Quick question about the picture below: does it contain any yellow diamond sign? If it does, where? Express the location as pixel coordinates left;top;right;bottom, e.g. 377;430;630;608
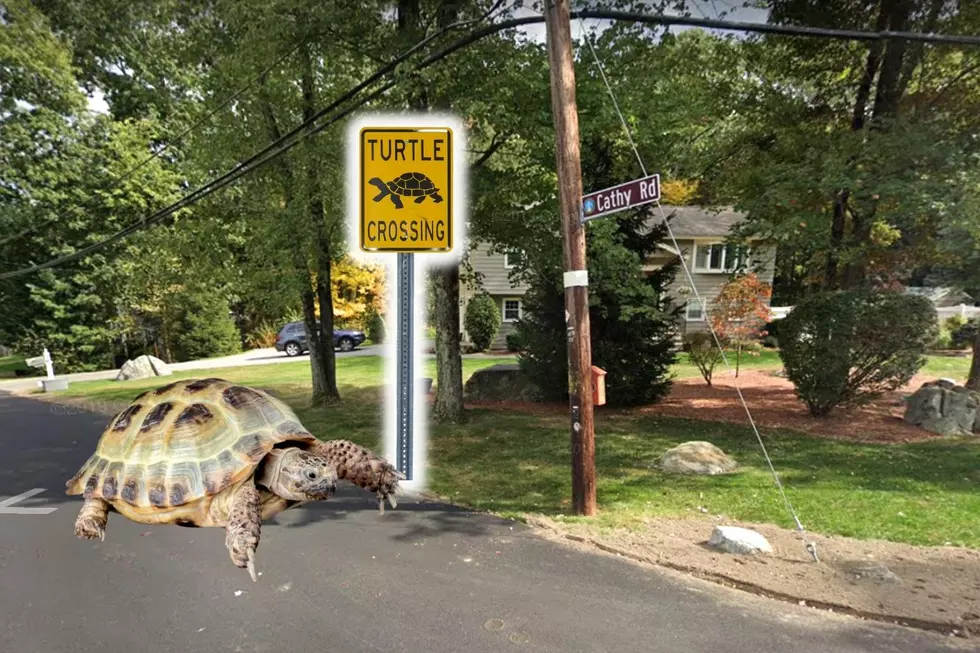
359;127;453;253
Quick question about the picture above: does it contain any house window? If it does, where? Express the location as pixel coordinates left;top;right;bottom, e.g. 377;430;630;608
693;243;750;273
503;298;522;322
503;249;523;269
686;299;706;321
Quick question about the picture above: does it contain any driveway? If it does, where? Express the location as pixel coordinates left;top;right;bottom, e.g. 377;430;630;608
0;393;968;653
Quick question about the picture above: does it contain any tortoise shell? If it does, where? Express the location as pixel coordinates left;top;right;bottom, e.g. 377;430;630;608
389;171;437;196
65;378;318;520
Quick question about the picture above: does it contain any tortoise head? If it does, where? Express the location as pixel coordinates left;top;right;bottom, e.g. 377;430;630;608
258;448;338;501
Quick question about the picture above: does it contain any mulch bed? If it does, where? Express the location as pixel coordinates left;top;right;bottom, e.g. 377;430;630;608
466;369;952;444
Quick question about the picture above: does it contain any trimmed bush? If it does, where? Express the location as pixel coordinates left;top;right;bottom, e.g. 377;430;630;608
464;293;501;352
685;331;724;386
506;332;523;353
778;290;937;416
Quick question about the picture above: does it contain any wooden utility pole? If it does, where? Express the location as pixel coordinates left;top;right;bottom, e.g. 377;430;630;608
544;0;596;517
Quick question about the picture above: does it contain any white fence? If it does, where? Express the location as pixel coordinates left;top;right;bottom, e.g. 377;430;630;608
770;303;980;321
936;304;980;321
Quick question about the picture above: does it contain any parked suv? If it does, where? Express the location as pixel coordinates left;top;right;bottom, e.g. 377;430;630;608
274;321;366;356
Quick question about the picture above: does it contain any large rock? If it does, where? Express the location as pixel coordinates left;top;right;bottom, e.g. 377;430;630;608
903;379;979;436
660;441;736;475
707;526;773;555
116;355;173;381
463;363;539;401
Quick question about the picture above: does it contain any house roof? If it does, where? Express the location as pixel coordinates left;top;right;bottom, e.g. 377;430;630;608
904;286;973;303
641;205;748;238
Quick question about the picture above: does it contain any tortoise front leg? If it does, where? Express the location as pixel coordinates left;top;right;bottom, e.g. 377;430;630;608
225;483;261;582
311;440;405;513
75;497;110;541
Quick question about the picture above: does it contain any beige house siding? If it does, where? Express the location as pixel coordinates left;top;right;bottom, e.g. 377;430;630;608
458;219;778;349
665;239;778;337
460;242;529;350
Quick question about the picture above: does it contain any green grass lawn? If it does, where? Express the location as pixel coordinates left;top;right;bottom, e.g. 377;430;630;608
671;348;784;379
672;348;974;383
0;354;31;379
44;352;980;548
922;353;975;380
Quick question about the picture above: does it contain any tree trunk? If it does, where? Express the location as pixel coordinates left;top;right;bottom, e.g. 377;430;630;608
851;2;890;132
825;191;848;290
432;265;465;422
312;255;341;404
870;0;912;128
301;289;332;404
895;0;944;101
967;326;980;391
300;41;340;405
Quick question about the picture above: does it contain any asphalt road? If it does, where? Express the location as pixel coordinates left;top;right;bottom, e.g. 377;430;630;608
0;394;970;653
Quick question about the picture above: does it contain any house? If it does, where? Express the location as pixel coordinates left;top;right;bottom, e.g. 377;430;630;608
459;243;531;350
904;286;974;308
458;205;777;349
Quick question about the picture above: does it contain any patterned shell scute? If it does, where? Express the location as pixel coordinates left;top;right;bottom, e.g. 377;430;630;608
66;378;317;511
392;171;436;194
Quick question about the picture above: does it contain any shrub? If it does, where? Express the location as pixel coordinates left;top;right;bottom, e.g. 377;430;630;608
171;289;242;361
952;318;978;350
506;332;523;353
685;331;724;386
778;290;937;417
245;320;280;349
515;211;680;408
367;310;387;343
464;293;501;352
933;325;954;350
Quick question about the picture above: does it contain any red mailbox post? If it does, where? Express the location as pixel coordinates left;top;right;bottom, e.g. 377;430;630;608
591;366;607;406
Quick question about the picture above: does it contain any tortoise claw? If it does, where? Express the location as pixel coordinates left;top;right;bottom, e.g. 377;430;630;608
246;548;257;583
377;492;397;513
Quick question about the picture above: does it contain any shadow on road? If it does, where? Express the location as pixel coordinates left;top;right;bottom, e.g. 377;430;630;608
271;490;505;542
0;392;499;545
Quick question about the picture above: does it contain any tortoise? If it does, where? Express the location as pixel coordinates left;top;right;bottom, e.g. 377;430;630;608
65;378;404;582
368;172;444;209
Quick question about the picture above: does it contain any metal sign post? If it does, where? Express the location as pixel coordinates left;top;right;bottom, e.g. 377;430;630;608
396;252;414;479
348;115;465;489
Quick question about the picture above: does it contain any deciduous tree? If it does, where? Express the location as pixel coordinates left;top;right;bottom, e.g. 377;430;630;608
708;273;773;377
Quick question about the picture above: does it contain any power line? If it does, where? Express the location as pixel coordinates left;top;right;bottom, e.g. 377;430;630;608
3;7;979;280
0;6;501;281
576;14;819;561
0;33;314;249
575;8;980;46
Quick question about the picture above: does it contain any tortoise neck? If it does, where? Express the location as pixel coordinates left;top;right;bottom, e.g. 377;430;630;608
256;448;291;494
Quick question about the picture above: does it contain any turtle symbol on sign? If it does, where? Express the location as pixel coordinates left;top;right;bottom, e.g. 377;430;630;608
368;172;444;210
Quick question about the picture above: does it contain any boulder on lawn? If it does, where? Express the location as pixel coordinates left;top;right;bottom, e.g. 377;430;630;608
660;441;736;475
463;363;539;402
116;355;173;381
903;380;979;436
707;526;773;555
